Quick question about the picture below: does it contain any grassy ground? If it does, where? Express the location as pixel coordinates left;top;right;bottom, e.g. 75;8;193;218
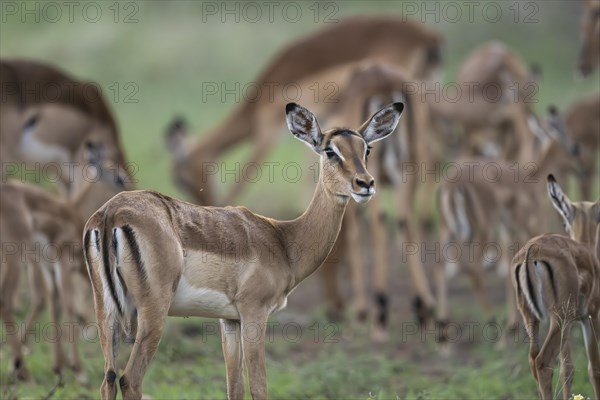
1;1;599;399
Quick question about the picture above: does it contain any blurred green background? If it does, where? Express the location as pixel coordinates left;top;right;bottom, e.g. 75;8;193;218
1;1;599;398
2;0;598;214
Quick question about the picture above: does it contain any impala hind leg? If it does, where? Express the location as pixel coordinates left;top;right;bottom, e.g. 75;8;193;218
535;320;564;400
558;336;574;400
119;306;169;400
581;314;600;398
98;315;120;400
220;319;245;400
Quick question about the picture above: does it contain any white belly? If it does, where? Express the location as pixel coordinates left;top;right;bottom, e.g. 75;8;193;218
168;276;239;319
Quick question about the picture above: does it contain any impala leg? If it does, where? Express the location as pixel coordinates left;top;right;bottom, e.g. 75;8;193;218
345;205;368;323
0;258;29;381
535;319;563;400
98;313;120;400
525;318;540;389
220;319;245;400
119;306;169;400
369;191;390;337
581;314;600;399
240;310;269;400
47;266;65;378
558;334;574;400
433;227;450;344
320;225;346;322
23;261;46;346
58;258;82;374
396;176;435;327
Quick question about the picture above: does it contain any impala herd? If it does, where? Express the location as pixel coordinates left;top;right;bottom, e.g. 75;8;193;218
1;3;599;400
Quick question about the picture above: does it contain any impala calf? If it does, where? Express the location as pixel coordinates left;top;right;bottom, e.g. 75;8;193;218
85;102;402;399
511;175;600;399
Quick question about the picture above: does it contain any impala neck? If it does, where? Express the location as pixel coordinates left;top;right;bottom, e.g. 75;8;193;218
280;175;349;286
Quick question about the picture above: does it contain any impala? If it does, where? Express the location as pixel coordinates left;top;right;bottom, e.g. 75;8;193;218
165;16;440;206
435;106;580;338
85;102;402;399
0;142;127;381
511;175;600;400
431;41;540;161
0;59;131;193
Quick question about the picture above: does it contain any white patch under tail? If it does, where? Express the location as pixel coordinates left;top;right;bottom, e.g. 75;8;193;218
20;121;70;164
112;227;137;341
518;262;544;321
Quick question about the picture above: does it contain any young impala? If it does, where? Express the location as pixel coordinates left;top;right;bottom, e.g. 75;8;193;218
84;102;402;399
511;175;600;400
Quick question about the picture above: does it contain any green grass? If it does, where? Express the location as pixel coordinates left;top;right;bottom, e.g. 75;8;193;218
1;303;597;399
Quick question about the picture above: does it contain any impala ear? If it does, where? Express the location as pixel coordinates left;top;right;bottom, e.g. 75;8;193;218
285;103;323;152
358;102;403;144
547;174;574;226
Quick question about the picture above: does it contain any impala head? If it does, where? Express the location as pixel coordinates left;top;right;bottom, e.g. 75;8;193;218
71;141;130;220
578;0;600;78
285;102;403;204
547;174;600;246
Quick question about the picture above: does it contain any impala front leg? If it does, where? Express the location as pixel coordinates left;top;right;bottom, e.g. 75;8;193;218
220;319;245;400
240;308;269;400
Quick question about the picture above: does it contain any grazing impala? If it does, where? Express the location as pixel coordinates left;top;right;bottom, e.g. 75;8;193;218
85;102;402;399
431;41;540;161
165;16;440;206
578;0;600;78
435;106;581;336
0;142;128;382
511;175;600;400
0;59;131;192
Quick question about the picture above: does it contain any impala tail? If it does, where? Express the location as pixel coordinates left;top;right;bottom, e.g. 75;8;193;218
514;244;558;321
83;212;142;344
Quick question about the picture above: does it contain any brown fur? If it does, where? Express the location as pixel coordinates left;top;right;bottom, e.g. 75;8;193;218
511;175;600;399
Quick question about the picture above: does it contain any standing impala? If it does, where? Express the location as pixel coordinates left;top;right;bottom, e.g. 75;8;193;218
511;175;600;400
84;102;402;399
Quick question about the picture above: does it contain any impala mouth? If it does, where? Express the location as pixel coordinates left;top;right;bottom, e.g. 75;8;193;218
351;191;374;204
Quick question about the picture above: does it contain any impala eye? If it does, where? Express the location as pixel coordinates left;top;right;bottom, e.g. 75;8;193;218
324;148;337;159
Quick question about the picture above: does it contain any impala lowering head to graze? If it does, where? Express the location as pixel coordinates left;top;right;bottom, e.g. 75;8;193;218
164;16;440;207
578;0;600;78
435;105;584;342
0;59;132;193
85;102;402;399
511;175;600;400
0;141;128;382
431;41;542;161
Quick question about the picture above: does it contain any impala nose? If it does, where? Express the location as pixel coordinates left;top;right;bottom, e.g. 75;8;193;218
355;177;374;191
